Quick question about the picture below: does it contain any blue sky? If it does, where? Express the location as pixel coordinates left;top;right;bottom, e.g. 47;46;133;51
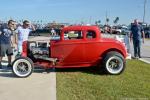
0;0;150;25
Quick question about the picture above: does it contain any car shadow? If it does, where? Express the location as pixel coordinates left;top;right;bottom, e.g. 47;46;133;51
0;73;16;78
0;69;16;78
0;66;106;78
26;66;106;75
55;66;106;75
0;67;51;78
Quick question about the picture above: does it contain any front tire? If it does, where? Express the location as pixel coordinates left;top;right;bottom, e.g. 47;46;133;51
103;51;126;75
12;57;34;78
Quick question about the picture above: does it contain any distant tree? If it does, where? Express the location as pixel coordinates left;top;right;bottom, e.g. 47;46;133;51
95;20;101;25
113;17;119;25
98;20;101;24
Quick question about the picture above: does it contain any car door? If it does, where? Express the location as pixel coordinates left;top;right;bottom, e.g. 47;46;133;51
51;30;86;66
84;30;101;64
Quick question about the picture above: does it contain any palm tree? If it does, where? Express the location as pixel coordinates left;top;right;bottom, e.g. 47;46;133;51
113;17;119;25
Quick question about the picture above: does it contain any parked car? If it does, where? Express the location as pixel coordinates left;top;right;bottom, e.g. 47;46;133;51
12;26;127;77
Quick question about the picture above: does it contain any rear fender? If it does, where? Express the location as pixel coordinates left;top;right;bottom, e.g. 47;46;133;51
101;48;126;59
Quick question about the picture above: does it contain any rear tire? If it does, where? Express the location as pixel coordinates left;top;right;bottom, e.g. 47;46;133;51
12;57;34;78
102;51;126;75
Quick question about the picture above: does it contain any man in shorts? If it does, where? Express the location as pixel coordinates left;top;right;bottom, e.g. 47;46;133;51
0;20;16;69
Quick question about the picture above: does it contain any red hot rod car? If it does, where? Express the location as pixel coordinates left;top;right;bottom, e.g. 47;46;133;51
12;26;127;77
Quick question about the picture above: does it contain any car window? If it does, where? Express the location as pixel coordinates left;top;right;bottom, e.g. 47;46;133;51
64;30;83;40
86;30;96;39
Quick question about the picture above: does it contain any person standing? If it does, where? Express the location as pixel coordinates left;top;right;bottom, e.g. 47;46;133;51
130;19;145;58
16;20;35;54
51;28;56;36
0;20;16;68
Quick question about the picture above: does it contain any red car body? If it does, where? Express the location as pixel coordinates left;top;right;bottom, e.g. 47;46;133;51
12;25;127;77
22;26;127;68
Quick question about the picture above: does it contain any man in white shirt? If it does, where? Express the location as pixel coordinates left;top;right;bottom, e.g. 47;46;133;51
16;20;35;54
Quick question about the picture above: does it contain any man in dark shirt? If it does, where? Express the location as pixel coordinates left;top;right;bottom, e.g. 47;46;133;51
130;19;145;58
0;20;16;69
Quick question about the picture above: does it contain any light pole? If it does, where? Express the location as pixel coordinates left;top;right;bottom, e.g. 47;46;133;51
143;0;147;23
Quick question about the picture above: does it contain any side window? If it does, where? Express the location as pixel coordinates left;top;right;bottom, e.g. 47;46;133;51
86;30;96;39
64;31;83;40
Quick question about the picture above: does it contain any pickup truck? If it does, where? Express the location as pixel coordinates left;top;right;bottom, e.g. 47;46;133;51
12;26;127;77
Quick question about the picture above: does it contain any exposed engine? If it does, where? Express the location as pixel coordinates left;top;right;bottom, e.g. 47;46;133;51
28;41;50;61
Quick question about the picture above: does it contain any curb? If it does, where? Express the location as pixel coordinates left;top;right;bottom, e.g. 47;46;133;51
131;56;150;64
139;58;150;64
